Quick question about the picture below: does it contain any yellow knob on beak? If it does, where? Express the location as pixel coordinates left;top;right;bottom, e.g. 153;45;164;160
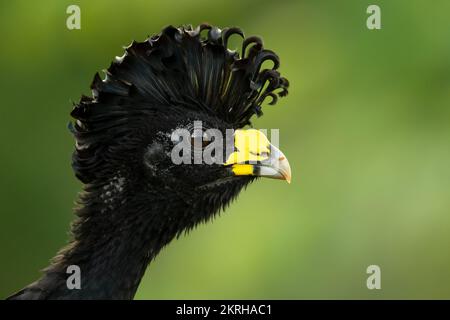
224;129;292;183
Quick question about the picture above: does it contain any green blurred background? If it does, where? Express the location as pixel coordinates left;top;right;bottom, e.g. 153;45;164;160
1;0;449;299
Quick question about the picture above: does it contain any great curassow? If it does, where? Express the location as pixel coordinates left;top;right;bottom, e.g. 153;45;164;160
7;24;291;300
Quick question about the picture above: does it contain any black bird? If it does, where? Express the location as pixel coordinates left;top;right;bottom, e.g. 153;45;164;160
7;24;291;300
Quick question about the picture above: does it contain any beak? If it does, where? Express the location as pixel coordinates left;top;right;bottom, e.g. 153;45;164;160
255;144;292;183
225;129;292;183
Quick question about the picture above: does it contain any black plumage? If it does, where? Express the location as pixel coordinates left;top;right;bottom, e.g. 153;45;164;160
7;24;289;300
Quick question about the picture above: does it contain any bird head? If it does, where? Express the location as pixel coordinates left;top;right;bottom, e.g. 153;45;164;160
70;24;290;226
6;24;292;301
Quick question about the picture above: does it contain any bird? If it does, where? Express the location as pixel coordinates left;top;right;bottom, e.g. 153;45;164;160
7;24;291;300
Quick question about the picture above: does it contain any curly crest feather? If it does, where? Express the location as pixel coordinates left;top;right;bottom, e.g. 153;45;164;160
70;24;289;183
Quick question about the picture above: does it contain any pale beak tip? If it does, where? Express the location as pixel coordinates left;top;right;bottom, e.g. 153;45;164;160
280;158;292;184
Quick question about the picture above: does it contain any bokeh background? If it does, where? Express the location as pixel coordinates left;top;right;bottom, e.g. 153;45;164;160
1;0;449;299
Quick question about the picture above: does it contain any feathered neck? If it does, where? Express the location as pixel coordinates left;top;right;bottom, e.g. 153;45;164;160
38;176;187;299
18;174;247;300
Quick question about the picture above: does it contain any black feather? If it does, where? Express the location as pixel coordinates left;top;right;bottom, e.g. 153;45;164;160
7;24;289;300
71;24;289;184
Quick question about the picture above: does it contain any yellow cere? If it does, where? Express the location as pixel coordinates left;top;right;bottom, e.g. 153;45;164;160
225;129;271;165
231;164;254;176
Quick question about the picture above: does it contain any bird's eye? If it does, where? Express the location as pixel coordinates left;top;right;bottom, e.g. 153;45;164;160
190;130;212;149
190;132;212;149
